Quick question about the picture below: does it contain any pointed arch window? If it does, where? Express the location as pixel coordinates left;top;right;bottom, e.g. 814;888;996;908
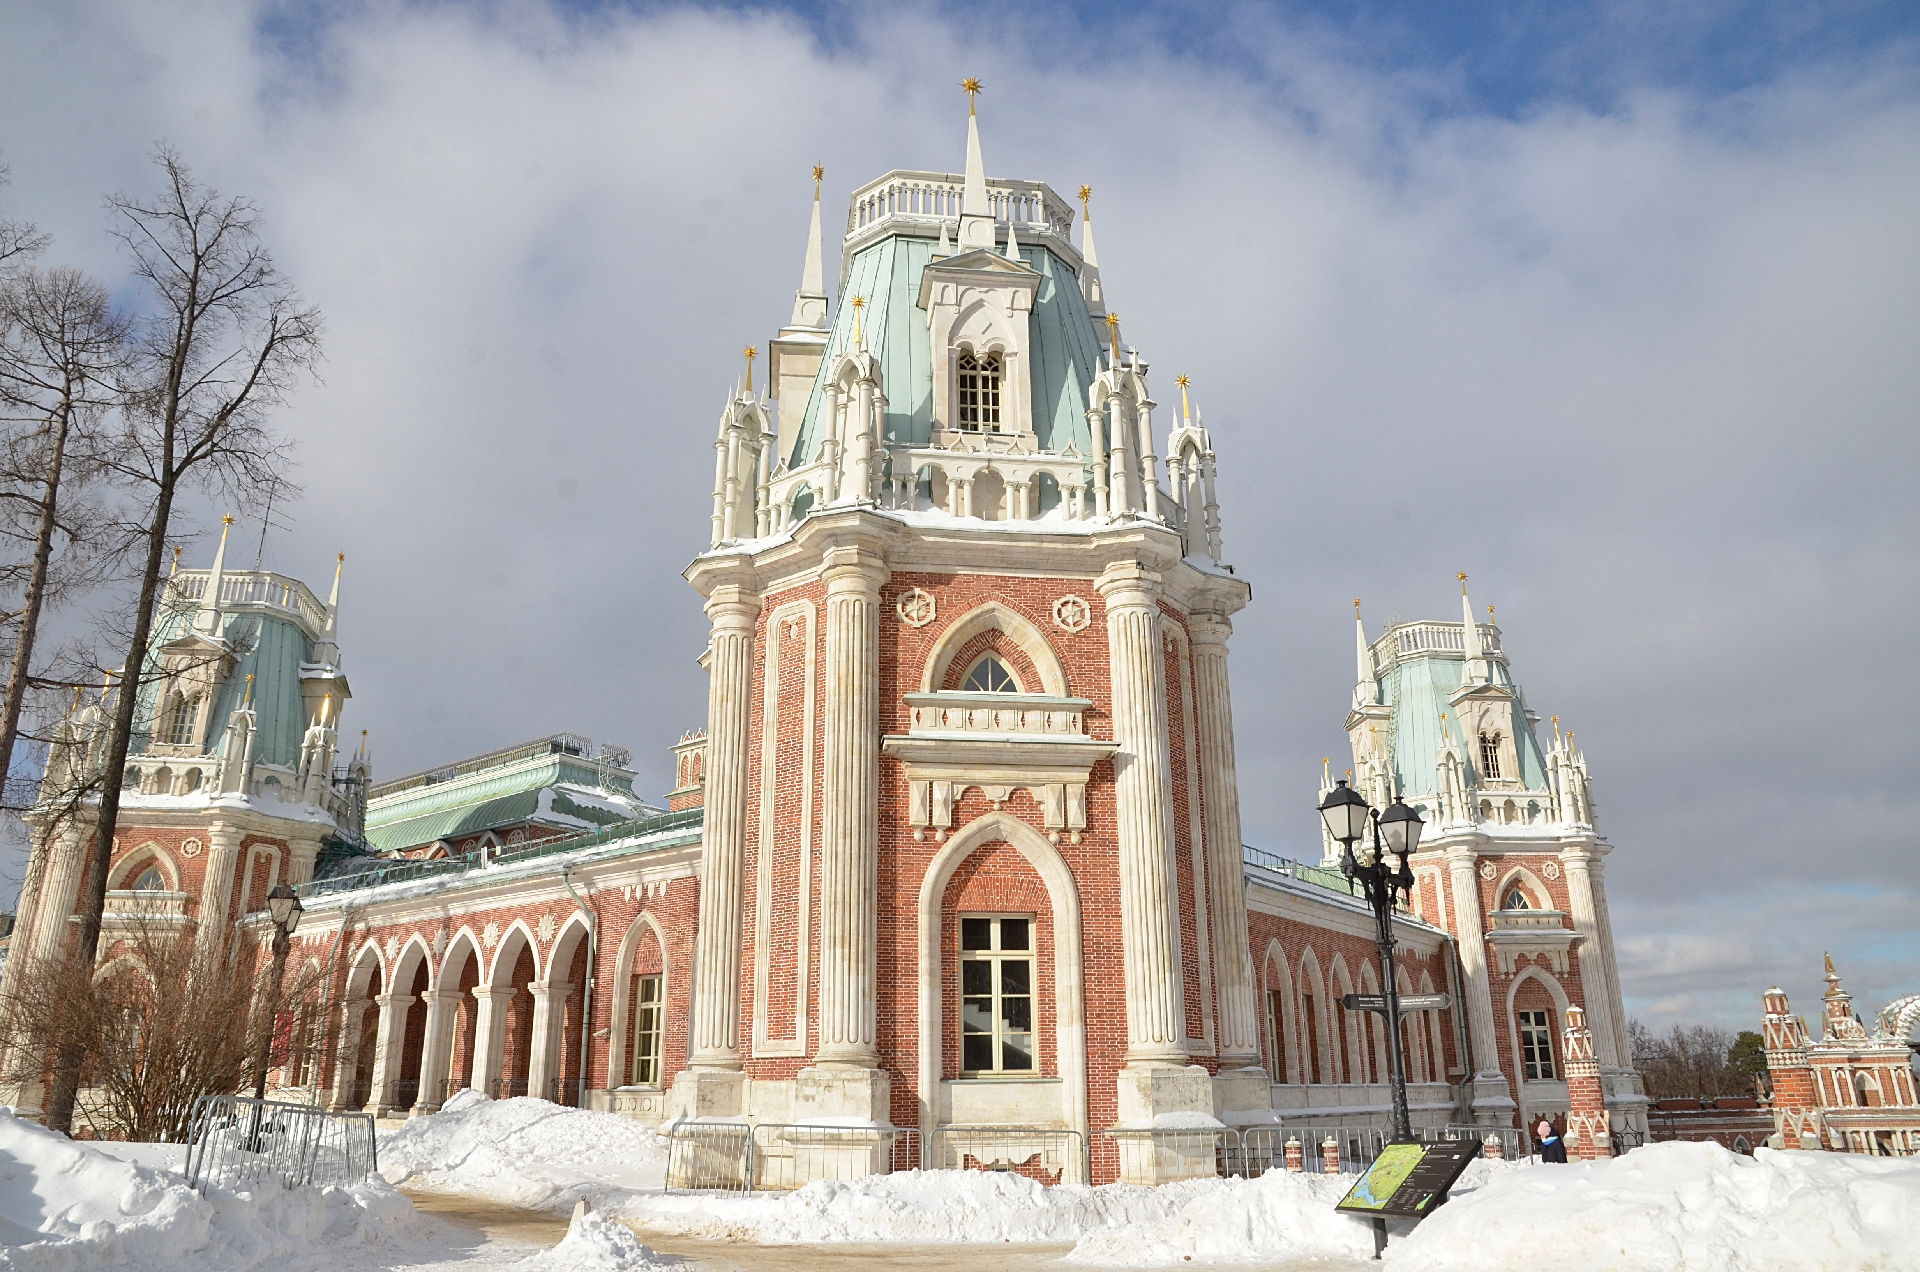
1478;731;1502;779
956;351;1002;432
961;654;1019;693
133;866;167;891
1503;887;1531;911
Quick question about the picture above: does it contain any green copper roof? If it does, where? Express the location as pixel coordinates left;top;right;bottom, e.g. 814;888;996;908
1380;655;1550;797
363;752;643;852
788;234;1103;468
133;601;316;770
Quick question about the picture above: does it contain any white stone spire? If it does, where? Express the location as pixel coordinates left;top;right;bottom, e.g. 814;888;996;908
790;166;828;329
1004;219;1020;261
193;515;234;637
957;79;996;252
1078;184;1105;316
1458;572;1484;686
312;552;344;666
1352;601;1378;711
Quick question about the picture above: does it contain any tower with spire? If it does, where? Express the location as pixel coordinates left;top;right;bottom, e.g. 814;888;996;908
0;532;369;1118
1759;960;1920;1154
676;83;1261;1179
1340;578;1647;1142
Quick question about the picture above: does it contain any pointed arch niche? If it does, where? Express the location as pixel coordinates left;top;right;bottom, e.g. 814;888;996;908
887;602;1113;845
915;811;1086;1179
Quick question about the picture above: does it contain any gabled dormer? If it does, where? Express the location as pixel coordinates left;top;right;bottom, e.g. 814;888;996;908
918;248;1039;441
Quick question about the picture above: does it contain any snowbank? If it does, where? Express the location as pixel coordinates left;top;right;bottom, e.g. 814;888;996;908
0;1110;433;1272
1388;1141;1920;1272
515;1207;671;1272
378;1092;668;1213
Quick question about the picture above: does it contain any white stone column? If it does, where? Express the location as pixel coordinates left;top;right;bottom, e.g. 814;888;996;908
471;986;516;1096
286;835;325;886
414;990;460;1113
1585;851;1634;1071
1559;844;1624;1071
194;822;245;961
685;585;761;1071
1097;562;1187;1066
0;827;84;1111
1190;610;1261;1072
527;983;566;1102
365;991;414;1113
1444;847;1511;1112
329;997;370;1110
815;544;886;1069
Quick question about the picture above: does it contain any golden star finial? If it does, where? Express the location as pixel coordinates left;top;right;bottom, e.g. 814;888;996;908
1105;311;1121;365
961;77;982;114
1175;374;1192;419
743;346;756;392
812;164;824;187
1078;184;1091;214
1354;597;1362;612
1488;604;1495;622
1457;571;1468;593
222;514;234;527
851;295;865;346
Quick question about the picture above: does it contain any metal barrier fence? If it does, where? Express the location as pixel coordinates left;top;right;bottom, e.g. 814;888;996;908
183;1095;378;1195
1421;1123;1526;1160
1100;1127;1238;1185
663;1122;919;1193
929;1125;1086;1184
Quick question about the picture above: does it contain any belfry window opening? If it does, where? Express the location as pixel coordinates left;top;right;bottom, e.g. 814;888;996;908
1479;730;1502;779
162;690;200;747
956;351;1002;432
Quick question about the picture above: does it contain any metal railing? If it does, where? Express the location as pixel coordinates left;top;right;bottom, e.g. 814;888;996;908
183;1095;377;1194
663;1123;920;1193
298;807;702;899
928;1126;1085;1184
1100;1127;1240;1185
1420;1123;1524;1160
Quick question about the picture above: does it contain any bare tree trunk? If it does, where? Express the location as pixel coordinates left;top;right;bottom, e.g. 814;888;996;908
42;148;318;1133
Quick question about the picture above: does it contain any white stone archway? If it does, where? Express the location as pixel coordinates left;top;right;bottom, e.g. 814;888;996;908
916;810;1086;1175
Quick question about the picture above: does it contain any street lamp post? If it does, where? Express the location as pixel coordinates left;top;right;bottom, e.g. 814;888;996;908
250;883;305;1105
1318;779;1424;1144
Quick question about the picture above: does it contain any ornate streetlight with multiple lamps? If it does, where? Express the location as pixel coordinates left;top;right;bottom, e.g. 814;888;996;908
1317;779;1424;1144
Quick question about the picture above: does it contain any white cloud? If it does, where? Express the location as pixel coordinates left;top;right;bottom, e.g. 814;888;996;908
2;0;1915;1028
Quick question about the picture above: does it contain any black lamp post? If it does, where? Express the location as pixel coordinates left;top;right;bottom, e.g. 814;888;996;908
1318;779;1424;1143
250;883;305;1104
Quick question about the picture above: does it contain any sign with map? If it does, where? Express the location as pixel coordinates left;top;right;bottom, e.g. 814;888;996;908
1334;1140;1480;1219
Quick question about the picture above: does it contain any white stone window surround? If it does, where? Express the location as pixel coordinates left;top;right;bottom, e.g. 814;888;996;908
960;652;1022;693
914;810;1087;1181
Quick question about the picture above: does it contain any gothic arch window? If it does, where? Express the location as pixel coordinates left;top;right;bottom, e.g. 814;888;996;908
961;654;1020;693
956;351;1002;432
1479;731;1502;779
133;867;167;891
1503;887;1531;911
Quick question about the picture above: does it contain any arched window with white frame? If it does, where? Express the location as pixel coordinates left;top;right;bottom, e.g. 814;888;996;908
956;351;1002;432
961;654;1020;693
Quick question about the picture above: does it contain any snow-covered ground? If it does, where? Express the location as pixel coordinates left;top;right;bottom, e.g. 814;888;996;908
9;1093;1919;1271
0;1106;664;1271
379;1095;1920;1269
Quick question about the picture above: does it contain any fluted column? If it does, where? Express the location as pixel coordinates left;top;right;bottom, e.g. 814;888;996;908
194;822;245;961
366;991;413;1112
1190;611;1261;1069
471;986;516;1092
286;835;325;886
815;545;886;1067
1559;845;1624;1071
687;585;761;1069
526;983;564;1100
20;827;85;977
414;989;460;1112
1585;851;1633;1070
1444;847;1503;1081
1097;562;1186;1066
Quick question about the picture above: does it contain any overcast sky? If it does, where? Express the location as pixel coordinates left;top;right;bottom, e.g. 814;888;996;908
2;0;1915;1034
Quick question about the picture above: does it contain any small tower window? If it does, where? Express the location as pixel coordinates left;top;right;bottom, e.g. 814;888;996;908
1479;731;1502;779
162;691;200;747
961;654;1019;693
133;866;167;891
956;351;1002;432
1504;887;1530;911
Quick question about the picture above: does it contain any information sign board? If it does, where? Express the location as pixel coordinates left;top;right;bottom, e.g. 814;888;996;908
1334;1139;1480;1219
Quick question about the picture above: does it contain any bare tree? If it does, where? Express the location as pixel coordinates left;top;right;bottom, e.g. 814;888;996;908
0;162;50;280
0;269;127;790
44;148;321;1134
1;916;297;1142
1629;1017;1743;1100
